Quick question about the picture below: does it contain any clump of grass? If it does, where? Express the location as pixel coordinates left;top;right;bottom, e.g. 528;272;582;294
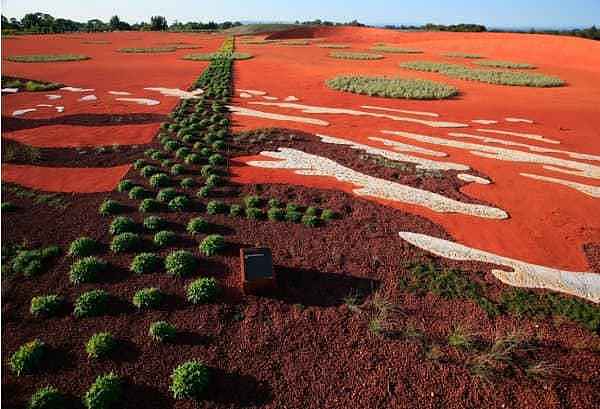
187;277;220;304
448;325;476;350
326;75;458;99
525;361;557;379
118;47;176;53
443;52;484;59
83;373;122;409
149;321;177;342
73;289;110;318
133;287;163;309
474;60;536;69
329;51;383;60
12;246;60;277
99;199;123;216
165;250;197;277
68;237;99;257
168;195;191;212
187;217;209;235
69;257;107;284
30;294;63;317
109;216;137;235
110;232;142;253
130;253;162;274
318;44;350;49
28;385;64;409
143;216;164;231
156;187;178;203
154;230;177;248
371;45;422;54
199;235;225;256
183;52;253;61
10;339;46;375
170;361;210;400
86;332;116;359
6;54;90;63
468;332;526;382
139;198;161;213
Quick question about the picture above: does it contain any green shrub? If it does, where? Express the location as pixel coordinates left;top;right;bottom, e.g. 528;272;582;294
154;230;177;248
187;217;209;235
321;209;338;221
68;237;99;257
302;215;320;227
143;216;164;231
28;385;64;409
140;165;160;178
149;173;171;188
99;199;123;216
305;206;318;216
171;164;185;176
206;200;226;214
69;257;107;284
170;360;210;400
128;186;149;200
199;235;225;256
109;216;137;235
2;201;18;212
161;159;175;169
180;178;195;188
149;321;176;342
371;45;422;54
245;207;263;220
132;287;163;309
144;148;159;158
187;277;220;304
86;332;116;359
326;75;458;99
165;250;197;277
6;54;90;63
175;147;191;159
116;179;135;193
208;153;225;166
229;204;242;216
12;246;60;277
267;198;282;208
169;196;191;212
150;150;167;160
286;203;299;212
130;253;162;274
200;147;212;157
197;186;211;198
110;233;142;253
139;198;161;213
83;373;122;409
133;159;147;170
163;140;180;152
74;290;110;318
286;210;303;223
30;294;63;317
244;195;261;208
156;187;178;203
212;140;225;150
329;51;384;60
185;153;202;165
10;339;46;375
267;207;285;221
205;174;221;188
474;60;536;69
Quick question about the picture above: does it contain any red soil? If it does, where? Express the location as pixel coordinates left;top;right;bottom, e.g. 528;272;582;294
232;26;600;271
1;163;131;193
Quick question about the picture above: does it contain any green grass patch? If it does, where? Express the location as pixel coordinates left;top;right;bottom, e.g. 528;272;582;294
443;52;484;59
28;385;65;409
326;75;458;99
149;321;177;342
170;360;210;400
183;52;253;61
371;45;423;54
5;54;90;63
10;339;46;375
318;44;350;49
2;76;63;91
118;47;176;53
329;51;384;60
84;373;122;409
474;60;536;69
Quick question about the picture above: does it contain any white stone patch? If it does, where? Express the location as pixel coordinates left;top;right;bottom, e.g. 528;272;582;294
36;104;53;108
284;96;299;102
2;88;19;93
46;94;62;100
457;173;491;184
248;102;468;128
382;130;600;180
240;92;253;98
79;95;98;102
228;105;330;126
144;87;203;99
506;117;534;124
477;128;560;145
12;108;36;116
116;97;160;106
318;134;469;171
61;86;94;92
472;119;498;125
262;96;279;100
449;132;600;162
398;231;600;303
238;89;267;96
56;106;64;113
108;91;132;96
520;173;600;198
247;148;507;219
361;105;440;118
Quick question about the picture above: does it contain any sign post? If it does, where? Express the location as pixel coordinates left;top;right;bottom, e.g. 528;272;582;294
240;247;276;294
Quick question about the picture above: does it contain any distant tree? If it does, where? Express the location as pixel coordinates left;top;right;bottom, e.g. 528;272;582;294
86;19;107;32
109;15;121;31
150;15;168;31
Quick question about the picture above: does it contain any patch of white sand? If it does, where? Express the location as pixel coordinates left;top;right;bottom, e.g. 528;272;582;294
61;86;94;92
398;231;600;303
247;148;507;219
36;104;53;108
361;105;439;118
46;94;62;100
78;95;98;102
506;117;534;124
12;108;36;116
228;105;330;126
457;173;491;184
472;119;498;125
476;128;560;144
116;97;160;106
248;102;468;128
2;88;19;93
284;96;299;102
238;89;267;96
520;173;600;198
108;91;132;96
144;87;203;99
240;93;253;98
382;130;600;180
56;106;64;113
262;96;279;100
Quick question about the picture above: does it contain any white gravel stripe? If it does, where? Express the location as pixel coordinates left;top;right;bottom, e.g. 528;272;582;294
12;108;36;116
228;105;330;126
238;89;267;96
457;173;491;184
506;117;534;123
61;86;94;92
108;91;132;95
144;87;203;99
78;95;97;101
361;105;440;118
472;119;498;125
116;97;160;106
476;128;560;144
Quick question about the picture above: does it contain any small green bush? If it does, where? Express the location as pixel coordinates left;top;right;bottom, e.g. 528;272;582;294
302;215;320;227
161;159;175;169
244;195;261;208
187;277;220;304
28;385;64;409
197;186;211;198
109;216;137;235
170;360;210;399
267;198;282;208
327;75;458;99
83;373;122;409
286;203;299;212
371;45;422;54
474;60;536;69
149;173;171;188
10;339;46;375
156;187;178;203
212;140;225;150
30;294;63;317
171;164;185;176
245;207;264;220
304;206;318;216
180;178;195;188
130;253;162;274
69;257;107;284
110;232;142;253
229;204;242;216
200;165;216;177
154;230;177;248
267;207;285;221
149;321;176;342
68;237;99;257
2;201;18;212
208;153;225;166
116;179;135;193
185;153;202;165
175;147;191;159
206;200;226;214
199;235;225;256
169;195;191;212
151;150;167;160
86;332;116;359
74;290;110;318
132;287;163;309
163;140;180;152
165;250;197;277
99;199;123;216
321;209;338;221
139;198;161;213
143;216;164;231
128;186;149;200
12;246;60;277
133;159;147;170
329;51;384;60
205;174;221;188
286;210;303;223
187;217;209;235
140;165;160;178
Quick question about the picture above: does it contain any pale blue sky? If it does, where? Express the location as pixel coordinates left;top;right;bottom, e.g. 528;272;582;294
2;0;599;29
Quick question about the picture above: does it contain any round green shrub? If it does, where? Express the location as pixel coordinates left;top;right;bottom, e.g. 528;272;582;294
302;215;320;227
149;173;171;188
175;147;191;159
193;141;204;151
130;253;162;274
267;208;285;221
305;206;318;216
187;217;209;235
133;159;147;170
139;198;161;213
99;199;123;216
28;385;64;409
30;294;63;317
229;204;242;216
245;207;263;220
144;148;158;158
140;165;160;178
132;287;163;309
244;195;261;208
161;159;175;169
109;216;137;235
151;150;167;161
116;179;135;193
154;230;177;248
69;257;107;284
12;248;58;277
86;332;116;359
83;373;122;409
197;186;211;198
74;289;109;318
212;140;225;150
2;201;17;212
10;339;46;376
268;198;282;208
165;250;197;277
321;209;338;221
206;200;226;215
163;140;180;152
286;210;303;223
68;237;99;257
199;234;225;256
200;147;212;157
143;216;164;231
208;153;225;166
180;177;195;189
110;232;142;253
326;75;458;99
156;187;178;203
286;203;299;212
187;277;220;304
205;174;221;188
149;321;176;342
185;153;202;165
171;164;185;176
169;195;191;212
170;360;210;400
128;186;149;200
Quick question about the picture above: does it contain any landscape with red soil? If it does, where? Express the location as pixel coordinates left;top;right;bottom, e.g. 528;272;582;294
2;23;600;409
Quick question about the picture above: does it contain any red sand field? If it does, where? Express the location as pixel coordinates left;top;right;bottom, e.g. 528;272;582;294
229;26;600;272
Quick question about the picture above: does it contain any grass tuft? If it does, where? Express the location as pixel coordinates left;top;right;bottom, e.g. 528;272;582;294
6;54;90;63
327;75;458;100
329;51;383;60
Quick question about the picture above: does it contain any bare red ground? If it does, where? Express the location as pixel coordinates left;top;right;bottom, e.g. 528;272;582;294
1;163;131;193
231;26;600;271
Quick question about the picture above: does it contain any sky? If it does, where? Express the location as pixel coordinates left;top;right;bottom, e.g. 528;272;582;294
2;0;599;29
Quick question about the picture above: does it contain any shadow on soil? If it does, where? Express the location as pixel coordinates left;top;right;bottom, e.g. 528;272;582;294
2;113;168;132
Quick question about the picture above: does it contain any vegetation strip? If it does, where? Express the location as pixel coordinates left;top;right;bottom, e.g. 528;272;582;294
5;54;90;62
326;75;458;99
